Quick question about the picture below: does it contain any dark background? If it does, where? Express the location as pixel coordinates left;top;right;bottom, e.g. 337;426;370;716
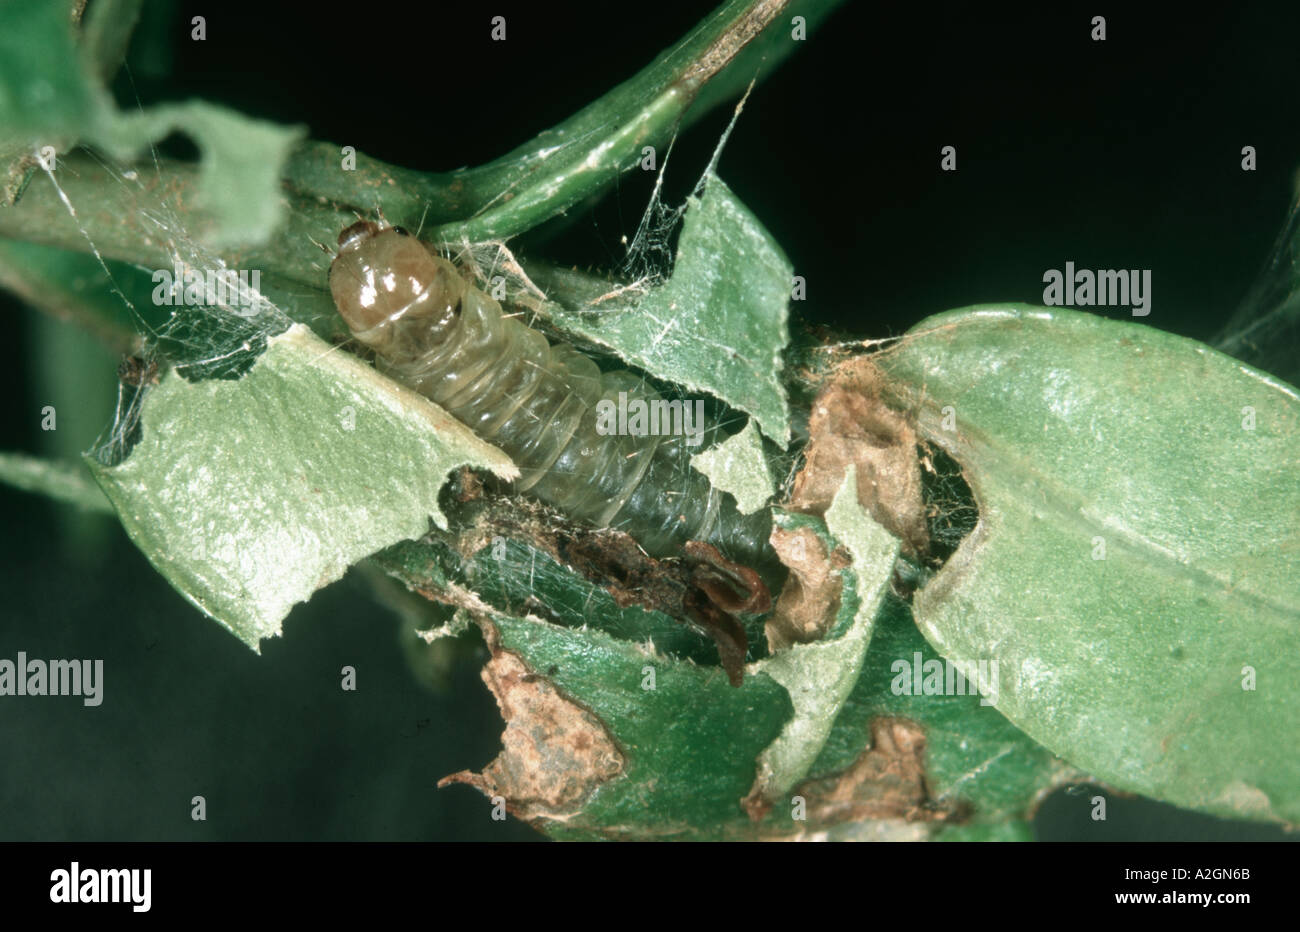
1;1;1297;841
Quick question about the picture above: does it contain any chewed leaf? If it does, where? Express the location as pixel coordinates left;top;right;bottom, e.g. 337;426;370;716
94;102;304;248
807;594;1076;825
484;613;793;840
87;324;517;650
744;470;899;811
690;418;775;514
0;2;302;245
875;304;1300;824
537;175;793;446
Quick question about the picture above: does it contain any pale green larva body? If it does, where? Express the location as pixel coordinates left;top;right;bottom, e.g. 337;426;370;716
327;221;775;572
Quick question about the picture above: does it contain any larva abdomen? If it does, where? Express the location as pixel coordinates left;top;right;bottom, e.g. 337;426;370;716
328;222;774;573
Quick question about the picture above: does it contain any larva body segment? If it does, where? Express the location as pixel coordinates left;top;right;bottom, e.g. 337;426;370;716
328;222;775;572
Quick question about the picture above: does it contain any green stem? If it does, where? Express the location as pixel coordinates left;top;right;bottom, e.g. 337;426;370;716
0;0;844;341
0;452;113;513
280;0;841;242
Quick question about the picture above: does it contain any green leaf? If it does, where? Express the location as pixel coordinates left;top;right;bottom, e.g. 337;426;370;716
0;155;353;345
531;174;793;445
936;821;1034;842
382;469;1043;839
94;102;305;249
79;0;145;86
875;304;1300;824
487;613;793;840
86;324;517;649
410;534;715;661
372;477;895;838
0;1;303;246
0;1;88;203
0;2;95;139
690;418;775;513
809;592;1075;824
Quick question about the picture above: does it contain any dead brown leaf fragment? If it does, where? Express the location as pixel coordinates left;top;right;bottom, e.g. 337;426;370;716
446;496;764;686
439;621;624;821
790;358;928;558
791;717;964;826
765;525;849;652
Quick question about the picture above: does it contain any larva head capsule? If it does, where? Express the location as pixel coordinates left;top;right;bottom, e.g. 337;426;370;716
329;221;466;351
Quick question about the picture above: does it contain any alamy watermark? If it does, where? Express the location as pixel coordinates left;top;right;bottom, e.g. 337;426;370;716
152;263;269;317
890;651;998;706
1042;261;1151;316
50;862;150;912
0;651;103;706
595;392;706;446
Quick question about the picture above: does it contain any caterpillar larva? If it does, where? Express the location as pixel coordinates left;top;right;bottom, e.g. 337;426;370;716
328;221;778;583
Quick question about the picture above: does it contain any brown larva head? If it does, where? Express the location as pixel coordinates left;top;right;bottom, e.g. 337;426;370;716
329;222;466;348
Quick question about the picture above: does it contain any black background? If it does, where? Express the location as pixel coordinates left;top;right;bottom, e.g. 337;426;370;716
1;0;1297;842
